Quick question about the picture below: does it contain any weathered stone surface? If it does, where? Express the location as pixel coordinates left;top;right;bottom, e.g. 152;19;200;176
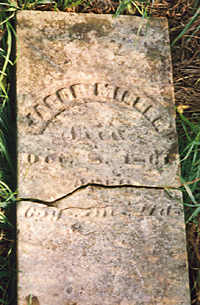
17;11;190;305
17;11;180;202
18;188;190;305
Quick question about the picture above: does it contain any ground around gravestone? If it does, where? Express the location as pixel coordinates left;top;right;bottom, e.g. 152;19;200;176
17;11;190;305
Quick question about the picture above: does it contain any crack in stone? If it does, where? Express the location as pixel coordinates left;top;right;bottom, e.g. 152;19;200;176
62;204;112;211
17;182;177;207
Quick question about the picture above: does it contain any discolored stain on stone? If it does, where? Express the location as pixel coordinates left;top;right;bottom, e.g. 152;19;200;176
68;17;112;41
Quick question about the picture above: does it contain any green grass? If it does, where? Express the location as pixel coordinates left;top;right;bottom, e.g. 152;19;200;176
177;111;200;302
171;1;200;46
0;1;199;304
0;7;17;305
177;113;200;220
115;0;200;47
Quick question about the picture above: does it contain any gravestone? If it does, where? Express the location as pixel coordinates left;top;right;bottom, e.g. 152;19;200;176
17;11;190;305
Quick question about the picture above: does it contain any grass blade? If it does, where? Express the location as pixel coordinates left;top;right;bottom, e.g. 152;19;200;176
171;7;200;46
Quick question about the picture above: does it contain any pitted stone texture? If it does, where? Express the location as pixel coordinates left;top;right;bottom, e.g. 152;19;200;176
18;188;190;305
17;11;180;201
17;12;190;305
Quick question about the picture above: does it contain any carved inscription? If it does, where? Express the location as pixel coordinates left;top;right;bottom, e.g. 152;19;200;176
26;83;172;135
21;84;175;175
23;201;181;221
25;206;61;221
24;152;165;168
18;80;180;199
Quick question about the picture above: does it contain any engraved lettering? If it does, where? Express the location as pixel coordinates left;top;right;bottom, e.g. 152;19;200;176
46;209;61;221
80;206;114;218
97;83;116;99
111;132;118;141
133;96;140;106
149;153;165;168
115;87;126;101
28;153;39;164
121;90;128;102
149;154;159;166
35;104;52;121
149;206;156;216
135;99;152;114
72;84;95;98
57;87;74;103
24;151;167;170
62;125;137;143
71;126;76;140
24;206;61;221
127;202;179;216
43;95;53;108
59;154;67;165
45;155;56;163
35;207;46;218
143;105;152;115
94;83;98;96
113;86;119;99
144;107;160;122
25;206;36;218
26;113;33;126
153;118;171;133
44;93;63;111
69;85;76;98
24;203;181;222
160;208;165;216
122;91;137;106
34;105;43;119
99;131;104;140
125;154;129;164
167;206;172;216
125;154;146;165
27;84;171;138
